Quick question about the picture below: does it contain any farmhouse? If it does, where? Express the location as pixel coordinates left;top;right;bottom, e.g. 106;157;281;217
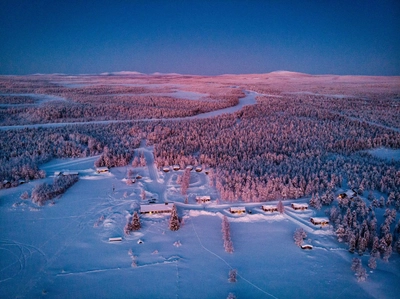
230;207;246;214
196;195;211;203
291;203;308;210
96;167;109;173
140;203;173;214
310;217;329;226
262;205;278;212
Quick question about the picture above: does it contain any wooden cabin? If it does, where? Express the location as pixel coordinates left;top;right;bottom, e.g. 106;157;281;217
291;203;308;211
196;196;211;203
186;165;193;171
262;205;278;212
173;165;180;171
96;167;109;173
162;166;170;173
140;203;173;214
230;207;246;214
195;166;203;172
310;217;329;226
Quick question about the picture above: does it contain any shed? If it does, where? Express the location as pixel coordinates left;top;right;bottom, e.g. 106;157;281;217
262;205;278;212
291;203;308;210
230;207;246;214
196;195;211;203
140;203;173;214
96;167;109;173
310;217;329;226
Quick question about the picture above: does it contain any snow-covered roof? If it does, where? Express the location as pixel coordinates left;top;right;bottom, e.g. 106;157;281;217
345;190;356;198
262;205;277;209
96;167;109;172
140;203;173;213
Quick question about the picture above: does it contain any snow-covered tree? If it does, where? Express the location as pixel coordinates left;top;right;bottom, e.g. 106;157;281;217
131;211;141;231
293;228;307;247
169;204;180;231
228;269;237;283
277;199;284;214
368;256;377;269
222;216;234;253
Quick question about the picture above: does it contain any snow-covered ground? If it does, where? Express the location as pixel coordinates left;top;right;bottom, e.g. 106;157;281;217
1;151;399;298
368;147;400;161
0;93;67;107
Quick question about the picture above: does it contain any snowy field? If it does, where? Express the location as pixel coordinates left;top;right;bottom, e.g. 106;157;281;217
1;152;399;298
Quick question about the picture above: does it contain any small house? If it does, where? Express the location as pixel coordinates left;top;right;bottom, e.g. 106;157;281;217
136;175;142;179
173;165;180;171
186;165;193;171
195;166;202;172
262;205;278;212
162;166;170;173
196;196;211;203
310;217;329;226
96;167;109;173
140;203;173;214
291;203;308;211
230;207;246;214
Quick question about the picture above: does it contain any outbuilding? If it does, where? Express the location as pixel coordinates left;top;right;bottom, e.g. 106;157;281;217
162;166;170;173
173;165;180;171
195;166;203;172
291;203;308;210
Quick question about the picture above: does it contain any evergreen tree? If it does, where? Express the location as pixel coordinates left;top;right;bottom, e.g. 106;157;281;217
293;228;307;247
169;204;180;231
368;256;377;269
131;211;141;231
